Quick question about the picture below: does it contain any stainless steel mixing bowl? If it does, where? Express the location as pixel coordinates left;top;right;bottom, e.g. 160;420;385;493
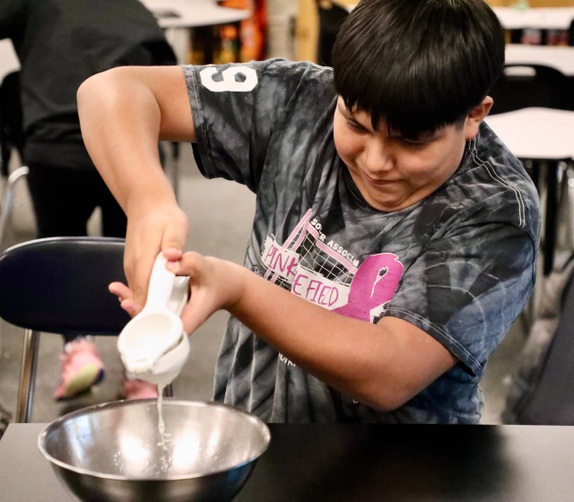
38;399;270;502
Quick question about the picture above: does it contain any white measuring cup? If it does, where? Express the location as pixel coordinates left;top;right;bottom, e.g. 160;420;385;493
117;253;190;387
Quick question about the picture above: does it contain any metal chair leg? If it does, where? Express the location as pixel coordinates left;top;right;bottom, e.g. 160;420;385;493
15;328;40;423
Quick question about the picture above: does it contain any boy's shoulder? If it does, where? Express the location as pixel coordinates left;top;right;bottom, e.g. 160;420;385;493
248;58;334;88
441;122;540;234
471;122;539;199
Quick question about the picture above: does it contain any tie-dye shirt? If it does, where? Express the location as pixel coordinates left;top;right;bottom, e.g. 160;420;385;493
184;59;540;424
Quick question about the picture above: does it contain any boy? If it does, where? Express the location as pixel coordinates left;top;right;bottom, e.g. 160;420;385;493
78;0;540;423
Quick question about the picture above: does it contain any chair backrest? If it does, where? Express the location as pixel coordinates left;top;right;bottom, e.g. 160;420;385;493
0;236;130;337
489;63;573;115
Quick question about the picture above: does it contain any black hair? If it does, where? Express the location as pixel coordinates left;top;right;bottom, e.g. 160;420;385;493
332;0;505;138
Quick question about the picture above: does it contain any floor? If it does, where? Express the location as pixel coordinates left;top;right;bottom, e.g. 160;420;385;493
0;143;529;428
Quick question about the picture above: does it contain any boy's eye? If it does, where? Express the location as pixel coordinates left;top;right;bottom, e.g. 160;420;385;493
392;134;434;148
398;138;426;147
346;120;367;133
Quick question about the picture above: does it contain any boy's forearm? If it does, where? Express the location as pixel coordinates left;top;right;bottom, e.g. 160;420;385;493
226;264;455;411
78;66;193;302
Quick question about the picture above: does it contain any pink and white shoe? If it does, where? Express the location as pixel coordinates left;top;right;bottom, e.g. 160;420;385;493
54;337;105;400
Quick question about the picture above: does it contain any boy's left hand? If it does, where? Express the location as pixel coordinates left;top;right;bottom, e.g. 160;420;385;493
109;252;245;336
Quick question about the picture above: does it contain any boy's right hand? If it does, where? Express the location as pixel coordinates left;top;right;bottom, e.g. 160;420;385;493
123;199;190;308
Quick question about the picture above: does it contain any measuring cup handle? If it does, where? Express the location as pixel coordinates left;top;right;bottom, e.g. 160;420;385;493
145;253;177;310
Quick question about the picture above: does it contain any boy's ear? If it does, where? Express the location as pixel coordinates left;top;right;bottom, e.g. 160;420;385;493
463;97;493;140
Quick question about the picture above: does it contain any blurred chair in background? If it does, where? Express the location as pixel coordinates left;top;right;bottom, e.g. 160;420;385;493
0;237;175;423
489;63;573;115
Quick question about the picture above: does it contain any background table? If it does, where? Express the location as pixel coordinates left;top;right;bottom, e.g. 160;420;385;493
140;0;251;63
493;6;574;31
486;107;574;159
3;422;574;501
140;0;250;29
337;4;574;31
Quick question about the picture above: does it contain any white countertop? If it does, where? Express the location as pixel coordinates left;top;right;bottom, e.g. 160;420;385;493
485;107;574;160
493;6;574;31
140;0;250;28
336;4;574;30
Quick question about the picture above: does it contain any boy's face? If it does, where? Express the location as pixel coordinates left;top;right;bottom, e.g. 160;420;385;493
333;97;487;212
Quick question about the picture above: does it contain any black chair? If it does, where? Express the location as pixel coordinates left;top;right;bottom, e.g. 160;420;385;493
0;237;136;422
489;63;573;115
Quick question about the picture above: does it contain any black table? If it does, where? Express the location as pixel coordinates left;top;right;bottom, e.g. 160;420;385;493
1;423;574;501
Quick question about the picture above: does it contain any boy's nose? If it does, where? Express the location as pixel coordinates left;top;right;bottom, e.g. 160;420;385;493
363;140;394;173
